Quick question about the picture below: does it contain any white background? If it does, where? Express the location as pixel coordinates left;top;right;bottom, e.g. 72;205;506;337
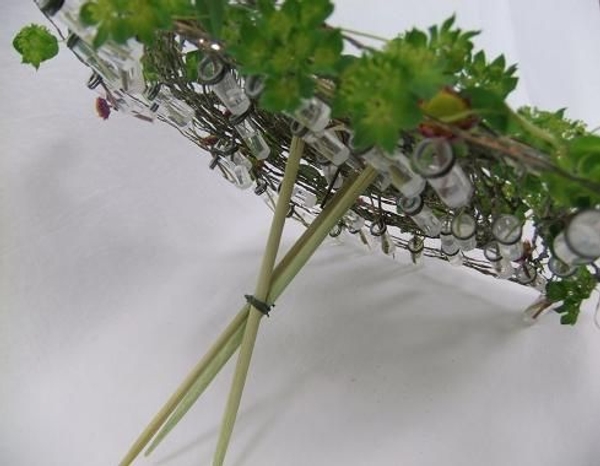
2;1;600;465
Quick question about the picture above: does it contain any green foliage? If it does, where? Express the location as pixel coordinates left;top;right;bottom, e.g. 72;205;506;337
12;24;59;69
461;51;518;98
80;0;193;46
195;0;228;38
336;16;485;151
22;5;598;325
428;15;479;75
184;50;203;81
225;0;343;112
509;107;600;208
546;268;597;325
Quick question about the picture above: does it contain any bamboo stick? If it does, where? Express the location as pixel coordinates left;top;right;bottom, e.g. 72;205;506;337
144;321;247;456
118;306;249;466
120;166;376;465
268;166;378;302
212;137;305;466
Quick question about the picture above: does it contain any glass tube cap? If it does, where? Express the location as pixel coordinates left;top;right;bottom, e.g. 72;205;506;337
37;0;65;16
451;212;476;240
198;56;226;85
492;214;523;245
245;75;265;99
411;138;455;179
396;195;423;216
548;256;577;278
483;242;503;262
564;209;600;260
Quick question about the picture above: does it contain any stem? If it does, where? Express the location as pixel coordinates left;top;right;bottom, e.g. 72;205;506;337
339;27;389;42
118;307;249;466
212;137;306;466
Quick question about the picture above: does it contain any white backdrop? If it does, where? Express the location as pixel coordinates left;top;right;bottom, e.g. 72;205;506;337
2;1;600;466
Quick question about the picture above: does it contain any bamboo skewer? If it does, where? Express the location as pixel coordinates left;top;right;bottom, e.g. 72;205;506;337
144;321;247;456
212;166;377;465
118;307;250;466
212;137;306;466
120;163;377;465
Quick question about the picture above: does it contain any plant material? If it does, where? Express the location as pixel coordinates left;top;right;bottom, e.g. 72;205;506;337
12;24;59;69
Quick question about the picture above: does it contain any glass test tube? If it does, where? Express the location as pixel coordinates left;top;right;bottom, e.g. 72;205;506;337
515;263;547;292
552;209;600;266
229;111;270;160
198;56;250;115
387;151;426;198
411;138;473;209
492;214;524;261
451;212;477;251
407;236;424;264
291;121;349;166
397;195;441;237
483;241;514;279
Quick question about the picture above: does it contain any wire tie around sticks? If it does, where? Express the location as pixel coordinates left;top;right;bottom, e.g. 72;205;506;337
244;294;274;317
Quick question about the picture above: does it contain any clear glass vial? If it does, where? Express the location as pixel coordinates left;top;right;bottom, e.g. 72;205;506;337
451;212;477;251
492;214;524;261
229;111;270;160
515;263;547;292
387;151;426;198
36;0;91;40
370;220;395;256
407;235;424;264
245;75;331;132
244;75;265;100
442;242;463;267
322;164;343;189
288;98;331;133
345;211;365;234
397;195;441;237
67;33;121;87
552;209;600;266
548;256;577;278
286;185;317;209
146;84;195;129
440;215;459;252
353;146;391;172
483;241;514;279
96;41;145;94
411;138;473;209
291;121;349;166
198;56;250;115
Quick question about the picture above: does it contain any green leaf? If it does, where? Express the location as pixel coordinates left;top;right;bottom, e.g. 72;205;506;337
441;14;456;32
310;29;343;75
12;24;59;70
93;23;110;48
79;3;99;26
184;50;202;81
546;281;568;301
560;310;579;325
569;135;600;158
299;0;334;27
208;0;226;38
196;0;227;38
259;75;314;112
465;87;511;131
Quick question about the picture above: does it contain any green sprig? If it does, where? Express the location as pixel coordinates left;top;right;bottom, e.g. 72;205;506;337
13;24;59;69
